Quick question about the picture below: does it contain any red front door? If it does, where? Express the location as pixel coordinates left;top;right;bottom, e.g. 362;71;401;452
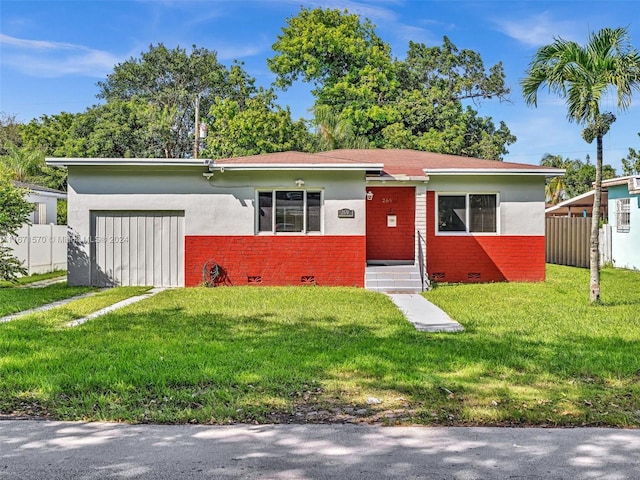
366;187;415;262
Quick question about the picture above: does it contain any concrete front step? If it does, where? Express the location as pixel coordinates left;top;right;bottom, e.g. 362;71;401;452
366;273;423;280
367;286;424;294
365;279;423;288
365;264;425;294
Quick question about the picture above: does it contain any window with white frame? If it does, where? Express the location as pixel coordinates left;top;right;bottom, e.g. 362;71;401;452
616;198;630;233
437;193;498;233
258;190;322;233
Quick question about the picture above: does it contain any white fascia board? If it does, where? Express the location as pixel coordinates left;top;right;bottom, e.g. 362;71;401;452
28;190;67;200
545;189;595;214
602;175;640;188
210;163;384;172
46;157;209;167
366;174;430;184
424;168;565;177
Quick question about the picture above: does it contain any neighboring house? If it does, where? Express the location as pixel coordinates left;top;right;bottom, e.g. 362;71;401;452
13;181;66;225
604;175;640;271
545;189;608;219
47;150;562;288
3;182;68;275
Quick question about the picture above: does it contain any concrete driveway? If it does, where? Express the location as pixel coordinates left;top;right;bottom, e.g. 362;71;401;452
1;421;639;479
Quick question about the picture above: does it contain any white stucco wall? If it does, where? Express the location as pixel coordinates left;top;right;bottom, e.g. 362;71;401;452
425;175;546;235
608;184;640;270
66;166;367;285
26;191;59;225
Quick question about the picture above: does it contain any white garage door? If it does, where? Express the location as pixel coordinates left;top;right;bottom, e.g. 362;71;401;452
91;211;184;287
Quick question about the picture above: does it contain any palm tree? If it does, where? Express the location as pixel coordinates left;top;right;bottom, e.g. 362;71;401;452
0;142;44;182
522;27;640;304
312;105;369;150
539;154;573;204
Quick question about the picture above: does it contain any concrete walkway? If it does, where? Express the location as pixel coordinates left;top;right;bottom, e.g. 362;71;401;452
0;421;638;479
387;293;464;332
67;287;166;327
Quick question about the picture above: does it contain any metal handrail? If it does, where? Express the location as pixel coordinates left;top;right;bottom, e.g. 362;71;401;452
417;230;427;291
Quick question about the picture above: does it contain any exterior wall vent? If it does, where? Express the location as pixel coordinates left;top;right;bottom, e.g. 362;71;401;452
248;276;262;284
468;272;481;279
431;272;445;281
301;276;316;284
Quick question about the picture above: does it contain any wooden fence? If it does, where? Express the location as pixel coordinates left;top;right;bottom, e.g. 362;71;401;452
545;217;612;268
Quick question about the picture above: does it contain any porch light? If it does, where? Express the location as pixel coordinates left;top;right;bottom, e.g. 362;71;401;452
366;190;374;201
295;178;305;187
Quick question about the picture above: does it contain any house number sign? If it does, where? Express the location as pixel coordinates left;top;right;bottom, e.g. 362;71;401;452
338;209;355;218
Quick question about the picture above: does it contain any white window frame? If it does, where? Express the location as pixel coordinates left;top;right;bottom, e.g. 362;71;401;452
256;189;324;235
435;192;500;235
615;198;631;233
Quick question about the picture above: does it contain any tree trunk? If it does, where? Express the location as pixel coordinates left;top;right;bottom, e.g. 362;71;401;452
589;134;603;303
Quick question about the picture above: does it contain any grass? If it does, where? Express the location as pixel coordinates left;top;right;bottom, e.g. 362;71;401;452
0;264;638;427
0;283;95;317
0;270;66;288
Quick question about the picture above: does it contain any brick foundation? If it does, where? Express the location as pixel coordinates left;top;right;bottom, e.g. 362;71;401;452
426;191;545;282
185;236;366;287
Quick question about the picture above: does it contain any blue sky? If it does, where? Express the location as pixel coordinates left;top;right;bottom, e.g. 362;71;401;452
2;0;640;172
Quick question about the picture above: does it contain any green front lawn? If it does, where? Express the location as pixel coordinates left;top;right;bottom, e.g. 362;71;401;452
0;283;95;317
0;270;66;288
0;265;638;426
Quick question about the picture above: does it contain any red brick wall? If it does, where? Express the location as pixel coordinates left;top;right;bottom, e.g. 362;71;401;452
185;236;366;287
426;191;545;282
366;187;415;261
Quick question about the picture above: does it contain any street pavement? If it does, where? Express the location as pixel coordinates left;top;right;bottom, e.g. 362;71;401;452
1;420;639;479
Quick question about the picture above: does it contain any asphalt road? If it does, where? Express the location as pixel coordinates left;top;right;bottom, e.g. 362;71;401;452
1;421;639;479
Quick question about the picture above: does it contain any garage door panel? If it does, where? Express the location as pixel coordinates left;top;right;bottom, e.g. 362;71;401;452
91;211;184;287
136;216;146;287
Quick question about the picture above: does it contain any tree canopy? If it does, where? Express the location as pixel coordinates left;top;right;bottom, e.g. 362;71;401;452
269;7;514;159
540;153;616;204
97;44;232;158
203;89;312;159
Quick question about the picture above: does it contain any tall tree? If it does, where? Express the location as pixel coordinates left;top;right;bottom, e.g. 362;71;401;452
97;44;231;158
522;27;640;303
20;112;79;157
70;99;173;158
202;89;312;158
268;7;514;159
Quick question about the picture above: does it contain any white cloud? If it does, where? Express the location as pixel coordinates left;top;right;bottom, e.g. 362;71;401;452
0;34;122;78
275;0;400;23
493;12;581;47
215;43;266;61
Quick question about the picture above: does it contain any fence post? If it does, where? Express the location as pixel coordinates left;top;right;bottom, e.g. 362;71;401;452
27;225;32;275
